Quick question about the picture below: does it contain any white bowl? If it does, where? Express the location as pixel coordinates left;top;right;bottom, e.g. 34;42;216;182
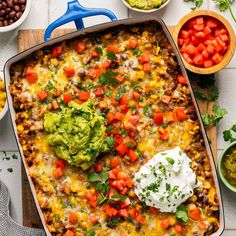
121;0;171;13
0;72;8;120
0;0;32;33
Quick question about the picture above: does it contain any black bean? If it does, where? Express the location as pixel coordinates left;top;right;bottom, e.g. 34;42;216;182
2;2;7;8
6;0;13;7
8;10;16;18
5;7;11;13
0;10;5;16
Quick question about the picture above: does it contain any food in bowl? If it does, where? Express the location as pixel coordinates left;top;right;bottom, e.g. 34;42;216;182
10;23;221;235
0;0;26;27
0;78;6;112
221;146;236;187
125;0;168;10
178;16;229;68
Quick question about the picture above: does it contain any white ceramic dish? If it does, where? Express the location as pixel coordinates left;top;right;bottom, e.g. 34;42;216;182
0;0;32;33
120;0;171;13
0;72;8;120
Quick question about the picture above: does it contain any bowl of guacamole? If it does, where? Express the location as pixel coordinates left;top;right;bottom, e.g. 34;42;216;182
44;101;113;170
121;0;171;12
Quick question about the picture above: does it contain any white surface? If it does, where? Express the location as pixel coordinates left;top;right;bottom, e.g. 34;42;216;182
0;0;235;233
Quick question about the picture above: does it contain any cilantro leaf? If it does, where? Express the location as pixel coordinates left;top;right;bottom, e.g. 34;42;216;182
106;136;114;149
100;170;108;182
111;194;127;202
107;51;118;60
184;0;204;10
88;172;100;182
95;46;103;56
99;70;119;86
208;86;219;101
194;91;207;101
223;124;236;143
115;86;127;100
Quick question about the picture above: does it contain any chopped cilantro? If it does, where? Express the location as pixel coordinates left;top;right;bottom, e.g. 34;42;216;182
107;51;117;60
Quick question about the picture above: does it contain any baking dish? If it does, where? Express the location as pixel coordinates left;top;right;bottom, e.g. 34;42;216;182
4;1;224;235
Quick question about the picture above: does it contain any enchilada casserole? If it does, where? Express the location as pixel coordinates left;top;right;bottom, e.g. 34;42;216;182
9;22;220;236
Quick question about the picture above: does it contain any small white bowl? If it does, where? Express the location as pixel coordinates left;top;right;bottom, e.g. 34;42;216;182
0;0;32;33
121;0;171;13
0;72;8;121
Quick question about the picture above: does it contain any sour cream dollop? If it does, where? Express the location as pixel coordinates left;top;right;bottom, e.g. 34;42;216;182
134;147;199;213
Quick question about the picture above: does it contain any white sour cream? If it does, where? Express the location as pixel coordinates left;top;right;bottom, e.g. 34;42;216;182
134;147;199;213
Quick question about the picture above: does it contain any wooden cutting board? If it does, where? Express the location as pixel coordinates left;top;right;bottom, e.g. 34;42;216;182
18;28;217;229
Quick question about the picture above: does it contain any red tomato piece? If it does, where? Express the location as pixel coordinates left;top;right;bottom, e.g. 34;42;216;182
117;171;129;180
119;94;129;105
79;91;90;101
193;24;204;31
69;212;78;224
111;158;120;168
204;60;214;68
212;53;222;64
196;16;204;25
196;43;206;53
173;107;188;121
52;100;59;110
206;44;215;54
55;159;65;169
63;67;75;77
120;198;131;208
25;67;38;84
195;31;205;39
177;75;188;84
92;50;100;58
102;60;111;71
193;54;204;66
136;214;145;224
76;41;86;54
37;91;48;101
53;167;64;178
161;218;170;229
120;105;128;114
104;204;118;217
132;91;141;99
119;209;129;218
90;213;99;224
166;112;175;123
107;45;119;53
114;112;124;121
107;112;114;123
139;52;150;64
175;224;184;233
94;164;102;172
162;95;171;104
189;208;201;221
94;87;104;97
127;149;139;163
89;68;102;78
129;114;139;124
150;207;158;214
51;45;63;58
220;34;229;42
65;230;75;236
178;38;184;46
154;113;164;125
185;44;196;55
143;63;151;72
203;26;211;35
116;143;128;156
63;93;72;104
202;50;210;59
124;122;135;131
180;30;190;39
206;19;218;28
129;37;138;49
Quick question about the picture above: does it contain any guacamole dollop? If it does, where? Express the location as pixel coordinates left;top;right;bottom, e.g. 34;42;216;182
44;101;111;170
126;0;167;10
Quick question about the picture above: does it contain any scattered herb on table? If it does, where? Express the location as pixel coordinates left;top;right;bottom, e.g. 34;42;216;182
184;0;204;10
223;124;236;143
202;105;227;127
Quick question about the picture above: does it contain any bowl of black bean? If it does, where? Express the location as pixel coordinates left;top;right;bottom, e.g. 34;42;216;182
0;0;31;32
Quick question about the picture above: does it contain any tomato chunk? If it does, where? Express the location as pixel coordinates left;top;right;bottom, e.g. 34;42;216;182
129;37;138;49
139;52;150;64
154;113;164;125
51;45;63;58
189;208;201;221
76;41;86;54
25;67;38;84
37;91;48;101
116;143;128;156
79;91;90;101
63;67;75;77
127;149;139;163
63;93;72;104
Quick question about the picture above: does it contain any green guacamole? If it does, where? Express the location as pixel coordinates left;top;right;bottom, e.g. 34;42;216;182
44;101;112;170
126;0;167;10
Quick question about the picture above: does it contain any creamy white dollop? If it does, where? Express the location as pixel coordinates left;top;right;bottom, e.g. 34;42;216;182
134;147;199;213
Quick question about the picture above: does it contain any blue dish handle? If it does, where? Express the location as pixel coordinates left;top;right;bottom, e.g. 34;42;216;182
44;0;117;41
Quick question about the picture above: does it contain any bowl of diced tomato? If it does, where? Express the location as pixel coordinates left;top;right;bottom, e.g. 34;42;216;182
173;10;236;74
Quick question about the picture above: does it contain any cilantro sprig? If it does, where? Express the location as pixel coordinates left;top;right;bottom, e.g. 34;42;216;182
184;0;204;10
99;70;119;86
223;124;236;143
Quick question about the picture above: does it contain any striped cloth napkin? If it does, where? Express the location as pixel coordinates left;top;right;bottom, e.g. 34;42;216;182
0;179;46;236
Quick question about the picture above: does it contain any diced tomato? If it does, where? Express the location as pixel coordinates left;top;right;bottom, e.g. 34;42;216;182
161;95;171;104
177;75;188;84
107;45;119;53
114;112;124;121
112;167;121;176
120;104;128;114
175;224;184;233
143;63;151;72
65;230;75;236
53;167;64;178
180;30;190;39
150;207;158;214
133;91;141;99
108;171;116;180
120;198;130;209
180;43;188;53
52;100;59;110
193;54;204;66
139;52;150;64
129;207;138;219
79;91;90;101
127;149;138;163
37;91;48;101
189;208;201;221
90;213;99;224
54;89;62;97
195;31;205;39
76;41;86;54
196;16;204;25
116;75;124;82
204;59;214;68
202;50;209;59
160;129;169;141
92;50;100;58
124;122;135;130
111;158;120;168
166;111;175;123
154;113;164;125
129;37;138;49
85;192;98;208
185;56;193;65
117;171;129;181
174;107;188;121
211;39;218;47
63;93;72;104
196;43;206;52
64;67;75;77
102;60;111;71
129;114;139;124
94;164;102;172
161;218;170;229
187;19;196;29
119;94;129;105
193;24;204;31
116;143;128;156
206;44;215;54
119;209;129;218
124;178;133;188
212;53;222;64
104;204;118;217
215;28;227;36
51;45;63;58
221;34;229;43
203;26;211;35
107;112;114;123
185;44;196;55
25;67;38;84
94;87;104;97
206;19;218;28
89;68;102;78
55;159;65;169
136;214;145;224
69;212;78;224
178;38;184;46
